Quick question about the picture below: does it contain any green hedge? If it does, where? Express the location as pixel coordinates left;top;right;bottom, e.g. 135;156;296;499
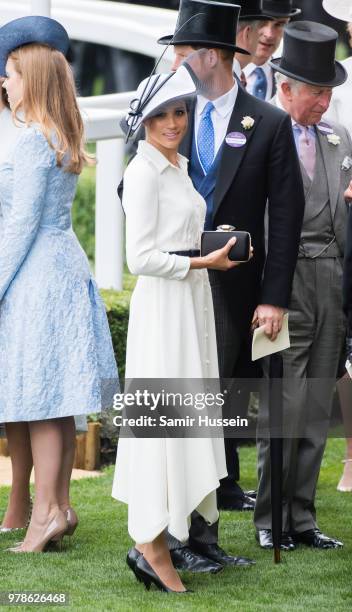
100;273;136;379
99;278;135;444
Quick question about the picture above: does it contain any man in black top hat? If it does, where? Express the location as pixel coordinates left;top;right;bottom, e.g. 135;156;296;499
255;20;349;551
217;1;275;516
157;0;305;571
244;0;301;100
234;1;273;87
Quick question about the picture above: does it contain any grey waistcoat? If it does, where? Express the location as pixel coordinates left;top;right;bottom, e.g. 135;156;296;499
299;135;341;258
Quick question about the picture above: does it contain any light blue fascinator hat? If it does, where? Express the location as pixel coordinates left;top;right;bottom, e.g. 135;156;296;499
0;15;69;76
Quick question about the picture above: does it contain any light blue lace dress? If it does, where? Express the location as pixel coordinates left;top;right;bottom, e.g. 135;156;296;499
0;125;118;422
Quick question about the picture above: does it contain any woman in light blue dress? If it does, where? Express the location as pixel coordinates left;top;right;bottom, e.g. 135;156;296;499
0;16;118;552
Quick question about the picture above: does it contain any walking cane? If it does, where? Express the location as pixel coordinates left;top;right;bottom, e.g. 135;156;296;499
269;353;283;564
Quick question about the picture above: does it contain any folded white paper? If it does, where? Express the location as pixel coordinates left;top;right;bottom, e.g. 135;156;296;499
252;313;290;361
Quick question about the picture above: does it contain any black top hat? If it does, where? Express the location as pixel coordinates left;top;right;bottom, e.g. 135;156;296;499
270;21;347;87
262;0;301;18
238;0;272;20
157;0;249;54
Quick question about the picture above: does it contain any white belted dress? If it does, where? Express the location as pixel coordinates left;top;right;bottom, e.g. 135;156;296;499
112;141;226;544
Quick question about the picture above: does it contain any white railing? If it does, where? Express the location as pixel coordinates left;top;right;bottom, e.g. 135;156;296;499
0;0;177;290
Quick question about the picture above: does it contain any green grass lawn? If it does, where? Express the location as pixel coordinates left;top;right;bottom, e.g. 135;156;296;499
0;439;351;612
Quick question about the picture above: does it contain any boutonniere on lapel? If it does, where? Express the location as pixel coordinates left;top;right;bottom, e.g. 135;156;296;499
241;116;255;130
327;133;341;146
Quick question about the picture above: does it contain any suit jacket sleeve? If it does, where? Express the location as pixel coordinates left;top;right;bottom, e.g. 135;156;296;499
343;205;352;332
260;112;305;308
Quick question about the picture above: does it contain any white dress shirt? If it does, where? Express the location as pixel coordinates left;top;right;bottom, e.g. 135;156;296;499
194;81;239;160
244;61;274;100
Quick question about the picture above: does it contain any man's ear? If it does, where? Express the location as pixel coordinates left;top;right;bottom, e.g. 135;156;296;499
281;80;293;101
208;48;219;67
244;25;252;47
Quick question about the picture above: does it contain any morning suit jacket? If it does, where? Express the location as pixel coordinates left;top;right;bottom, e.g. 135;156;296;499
272;97;352;256
344;206;352;333
180;86;305;336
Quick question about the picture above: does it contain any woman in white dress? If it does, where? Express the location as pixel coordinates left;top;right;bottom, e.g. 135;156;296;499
112;67;243;593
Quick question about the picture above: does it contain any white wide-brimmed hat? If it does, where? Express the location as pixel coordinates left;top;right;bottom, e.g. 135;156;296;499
122;64;196;140
323;0;352;22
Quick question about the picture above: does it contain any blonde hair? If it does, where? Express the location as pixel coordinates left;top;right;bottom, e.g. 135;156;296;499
10;43;92;174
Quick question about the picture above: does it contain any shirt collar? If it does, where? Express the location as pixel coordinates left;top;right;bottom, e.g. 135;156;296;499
196;81;238;119
137;140;188;174
233;58;242;79
244;61;271;79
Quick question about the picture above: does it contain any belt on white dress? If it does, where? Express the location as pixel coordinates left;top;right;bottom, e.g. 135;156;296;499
167;250;200;257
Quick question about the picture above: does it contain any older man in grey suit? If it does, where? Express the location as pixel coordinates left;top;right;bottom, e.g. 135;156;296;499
255;21;352;550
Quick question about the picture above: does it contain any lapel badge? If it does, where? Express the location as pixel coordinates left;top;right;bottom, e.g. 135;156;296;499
317;121;334;135
341;156;352;171
225;132;247;148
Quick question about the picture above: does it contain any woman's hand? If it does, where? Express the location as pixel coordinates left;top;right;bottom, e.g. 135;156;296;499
206;237;254;271
345;180;352;203
205;237;240;270
189;238;253;271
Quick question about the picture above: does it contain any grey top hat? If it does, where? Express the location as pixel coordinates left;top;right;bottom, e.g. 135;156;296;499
158;0;249;54
263;0;301;18
270;21;347;87
0;15;69;77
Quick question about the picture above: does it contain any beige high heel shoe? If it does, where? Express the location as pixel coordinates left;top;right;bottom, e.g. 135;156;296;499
337;459;352;492
51;507;78;545
0;498;33;534
7;510;68;553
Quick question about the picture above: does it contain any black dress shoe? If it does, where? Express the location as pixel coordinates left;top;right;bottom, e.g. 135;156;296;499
256;529;295;551
292;529;343;549
217;494;255;511
170;546;223;573
190;541;255;567
126;547;142;580
135;555;191;593
245;490;257;500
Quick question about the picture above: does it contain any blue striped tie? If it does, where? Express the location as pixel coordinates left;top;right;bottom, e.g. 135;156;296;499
197;101;215;174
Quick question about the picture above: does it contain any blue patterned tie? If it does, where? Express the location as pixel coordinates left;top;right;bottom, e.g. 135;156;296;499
253;67;267;100
197;101;215;174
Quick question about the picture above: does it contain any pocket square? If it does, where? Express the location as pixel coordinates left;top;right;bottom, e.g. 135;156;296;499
341;156;352;171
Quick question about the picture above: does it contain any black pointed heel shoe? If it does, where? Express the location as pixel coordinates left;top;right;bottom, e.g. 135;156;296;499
135;555;191;593
126;548;142;582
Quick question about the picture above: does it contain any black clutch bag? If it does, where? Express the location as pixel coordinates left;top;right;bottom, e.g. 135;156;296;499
201;225;252;262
